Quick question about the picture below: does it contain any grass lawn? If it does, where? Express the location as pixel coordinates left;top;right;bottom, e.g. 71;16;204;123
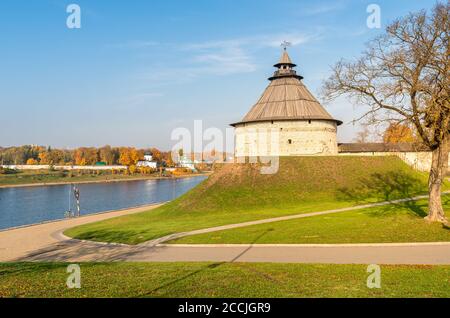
0;262;449;298
0;169;166;186
65;156;438;245
171;198;450;244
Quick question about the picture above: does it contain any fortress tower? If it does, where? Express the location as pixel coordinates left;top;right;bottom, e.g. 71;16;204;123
231;49;342;157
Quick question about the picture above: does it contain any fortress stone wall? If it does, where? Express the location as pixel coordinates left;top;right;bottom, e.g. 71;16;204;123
338;152;450;172
234;120;338;157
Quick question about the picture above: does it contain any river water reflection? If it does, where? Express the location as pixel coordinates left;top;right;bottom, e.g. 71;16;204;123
0;176;207;230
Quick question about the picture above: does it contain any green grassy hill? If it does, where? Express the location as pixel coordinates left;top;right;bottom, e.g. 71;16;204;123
165;156;430;214
172;197;450;244
66;156;434;244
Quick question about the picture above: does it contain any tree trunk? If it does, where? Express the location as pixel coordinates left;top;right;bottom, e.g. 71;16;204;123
426;136;449;223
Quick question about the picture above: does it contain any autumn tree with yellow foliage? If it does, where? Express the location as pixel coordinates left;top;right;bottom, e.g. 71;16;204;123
383;123;415;143
26;158;38;165
118;148;143;166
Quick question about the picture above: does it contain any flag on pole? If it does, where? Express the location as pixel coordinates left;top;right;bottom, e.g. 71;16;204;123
73;186;80;217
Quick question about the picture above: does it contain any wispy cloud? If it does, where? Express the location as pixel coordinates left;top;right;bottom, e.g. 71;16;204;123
300;1;347;16
177;31;321;76
136;30;323;85
182;32;318;50
184;41;257;75
259;32;319;47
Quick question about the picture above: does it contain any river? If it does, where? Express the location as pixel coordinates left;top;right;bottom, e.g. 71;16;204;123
0;176;207;230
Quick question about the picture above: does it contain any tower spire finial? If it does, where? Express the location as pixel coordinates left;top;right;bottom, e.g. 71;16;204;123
281;41;291;51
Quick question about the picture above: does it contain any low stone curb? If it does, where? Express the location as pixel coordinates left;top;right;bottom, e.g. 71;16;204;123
139;192;450;246
158;242;450;248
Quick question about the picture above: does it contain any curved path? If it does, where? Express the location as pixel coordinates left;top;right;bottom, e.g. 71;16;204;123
141;194;446;246
0;204;163;262
0;196;449;265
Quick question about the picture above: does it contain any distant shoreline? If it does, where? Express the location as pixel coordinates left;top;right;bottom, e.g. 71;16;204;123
0;173;210;189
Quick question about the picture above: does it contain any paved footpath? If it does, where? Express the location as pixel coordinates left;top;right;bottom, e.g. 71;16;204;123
1;196;449;265
0;204;162;262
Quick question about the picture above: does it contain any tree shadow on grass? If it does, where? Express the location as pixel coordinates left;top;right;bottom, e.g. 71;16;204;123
0;262;112;279
337;171;427;217
69;229;153;245
140;229;274;297
0;262;66;277
364;201;427;218
337;171;425;203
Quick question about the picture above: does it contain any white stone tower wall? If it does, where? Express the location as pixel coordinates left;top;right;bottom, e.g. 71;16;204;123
235;120;338;157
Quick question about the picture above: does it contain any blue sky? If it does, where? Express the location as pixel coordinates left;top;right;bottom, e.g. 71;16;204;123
0;0;438;150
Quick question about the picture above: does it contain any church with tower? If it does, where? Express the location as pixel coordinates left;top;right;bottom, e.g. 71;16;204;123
231;48;342;157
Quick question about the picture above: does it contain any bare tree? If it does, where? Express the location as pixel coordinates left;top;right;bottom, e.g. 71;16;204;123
323;2;449;223
354;123;371;143
354;126;370;143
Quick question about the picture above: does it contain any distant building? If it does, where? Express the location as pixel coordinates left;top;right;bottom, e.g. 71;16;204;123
137;153;157;169
177;155;198;171
143;154;153;162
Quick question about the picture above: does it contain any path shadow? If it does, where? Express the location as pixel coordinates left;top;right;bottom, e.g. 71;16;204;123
139;228;274;297
13;228;274;297
230;229;274;261
14;239;161;262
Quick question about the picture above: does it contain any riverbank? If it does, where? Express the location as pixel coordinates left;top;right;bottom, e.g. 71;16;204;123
0;172;211;189
0;203;163;261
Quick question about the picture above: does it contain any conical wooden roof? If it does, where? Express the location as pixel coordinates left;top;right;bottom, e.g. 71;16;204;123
231;51;342;126
274;50;296;67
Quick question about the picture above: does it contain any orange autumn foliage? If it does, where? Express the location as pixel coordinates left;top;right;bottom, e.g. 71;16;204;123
383;123;415;143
